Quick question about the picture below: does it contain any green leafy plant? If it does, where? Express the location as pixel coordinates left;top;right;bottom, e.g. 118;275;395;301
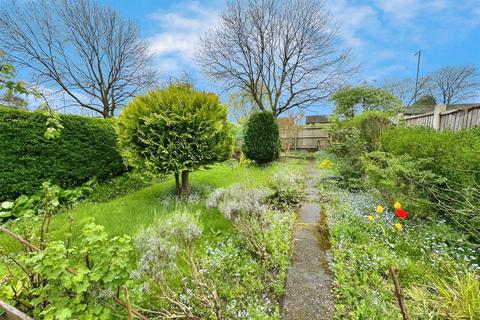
330;86;402;119
0;181;93;220
380;127;480;241
344;111;392;151
242;111;280;164
0;221;135;319
361;151;443;218
117;82;234;196
408;270;480;319
327;125;366;185
266;171;304;211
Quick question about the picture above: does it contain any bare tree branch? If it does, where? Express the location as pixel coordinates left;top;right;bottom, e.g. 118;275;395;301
0;0;158;117
197;0;355;117
429;65;480;106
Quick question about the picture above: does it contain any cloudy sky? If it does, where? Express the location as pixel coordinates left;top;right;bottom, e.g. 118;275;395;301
97;0;480;113
16;0;480;114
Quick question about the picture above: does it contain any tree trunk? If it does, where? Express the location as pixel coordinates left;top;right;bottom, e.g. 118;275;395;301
174;172;181;196
181;170;190;195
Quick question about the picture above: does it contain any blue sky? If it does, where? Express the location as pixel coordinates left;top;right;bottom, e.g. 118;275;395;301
100;0;480;114
17;0;480;115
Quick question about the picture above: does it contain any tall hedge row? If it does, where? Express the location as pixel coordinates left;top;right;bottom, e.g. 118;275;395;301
0;107;125;200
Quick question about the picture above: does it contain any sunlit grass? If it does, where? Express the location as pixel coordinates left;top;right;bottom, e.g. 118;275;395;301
1;159;305;253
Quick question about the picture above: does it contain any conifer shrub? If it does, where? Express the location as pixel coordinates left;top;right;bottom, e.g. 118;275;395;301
243;111;280;164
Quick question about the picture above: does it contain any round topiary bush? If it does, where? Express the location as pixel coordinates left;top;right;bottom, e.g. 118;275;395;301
117;83;234;196
243;111;280;164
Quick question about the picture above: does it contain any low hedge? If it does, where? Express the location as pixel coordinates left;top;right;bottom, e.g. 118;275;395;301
0;107;125;200
380;126;480;186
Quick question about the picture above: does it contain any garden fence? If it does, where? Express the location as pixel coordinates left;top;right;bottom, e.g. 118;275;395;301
404;104;480;131
279;125;329;151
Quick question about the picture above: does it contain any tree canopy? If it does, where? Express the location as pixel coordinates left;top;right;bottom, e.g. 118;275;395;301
331;86;402;119
198;0;353;117
0;0;157;117
117;83;234;196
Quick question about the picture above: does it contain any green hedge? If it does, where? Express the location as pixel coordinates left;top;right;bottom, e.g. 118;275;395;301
0;107;125;200
380;126;480;186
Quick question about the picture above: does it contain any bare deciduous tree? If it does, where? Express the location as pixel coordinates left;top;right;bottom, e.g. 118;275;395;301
383;76;433;106
429;65;479;106
0;0;157;117
198;0;353;117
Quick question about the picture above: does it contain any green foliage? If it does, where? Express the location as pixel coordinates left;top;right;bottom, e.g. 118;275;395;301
0;91;28;109
344;111;392;151
1;221;135;319
89;172;154;203
408;270;480;319
380;127;480;240
243;111;280;164
412;95;436;108
266;171;304;211
0;107;125;200
0;52;29;97
327;126;366;184
361;151;443;218
0;181;93;220
331;86;402;119
117;83;234;195
380;127;480;187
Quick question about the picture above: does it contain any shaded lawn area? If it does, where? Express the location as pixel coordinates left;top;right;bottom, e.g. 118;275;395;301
1;159;305;253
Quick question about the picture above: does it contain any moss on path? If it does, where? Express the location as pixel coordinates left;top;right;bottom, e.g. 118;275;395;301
281;161;334;320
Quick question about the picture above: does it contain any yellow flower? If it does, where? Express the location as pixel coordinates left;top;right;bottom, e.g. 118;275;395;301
375;205;384;214
319;159;334;169
394;201;402;210
367;215;375;221
394;223;403;231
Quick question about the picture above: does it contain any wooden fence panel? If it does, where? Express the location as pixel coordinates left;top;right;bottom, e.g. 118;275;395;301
405;105;480;131
279;125;329;151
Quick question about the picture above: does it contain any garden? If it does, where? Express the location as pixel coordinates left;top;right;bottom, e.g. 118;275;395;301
0;0;479;319
0;84;308;319
1;87;479;319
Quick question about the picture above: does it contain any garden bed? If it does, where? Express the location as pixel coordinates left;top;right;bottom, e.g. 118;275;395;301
0;159;306;319
316;155;480;319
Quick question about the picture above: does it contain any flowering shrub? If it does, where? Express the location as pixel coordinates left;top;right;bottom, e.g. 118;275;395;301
133;204;294;319
206;180;296;300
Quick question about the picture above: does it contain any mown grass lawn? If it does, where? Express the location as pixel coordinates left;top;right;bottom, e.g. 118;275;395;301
1;159;305;253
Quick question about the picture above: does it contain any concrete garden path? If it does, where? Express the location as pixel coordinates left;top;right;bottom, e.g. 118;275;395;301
281;161;334;320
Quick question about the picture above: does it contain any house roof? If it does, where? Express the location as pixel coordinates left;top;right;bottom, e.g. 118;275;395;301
306;115;330;124
403;103;480;115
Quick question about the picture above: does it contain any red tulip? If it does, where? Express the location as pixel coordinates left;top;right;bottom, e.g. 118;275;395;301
395;208;408;220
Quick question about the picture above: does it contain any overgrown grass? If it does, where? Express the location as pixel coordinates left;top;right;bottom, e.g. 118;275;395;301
1;159;304;252
1;158;305;318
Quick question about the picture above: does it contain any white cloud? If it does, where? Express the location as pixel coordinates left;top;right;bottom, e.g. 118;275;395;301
373;0;448;24
146;1;221;77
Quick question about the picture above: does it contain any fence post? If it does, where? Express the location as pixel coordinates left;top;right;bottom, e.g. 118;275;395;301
433;104;446;131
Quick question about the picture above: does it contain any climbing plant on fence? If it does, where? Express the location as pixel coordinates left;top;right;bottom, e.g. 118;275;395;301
0;107;125;200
